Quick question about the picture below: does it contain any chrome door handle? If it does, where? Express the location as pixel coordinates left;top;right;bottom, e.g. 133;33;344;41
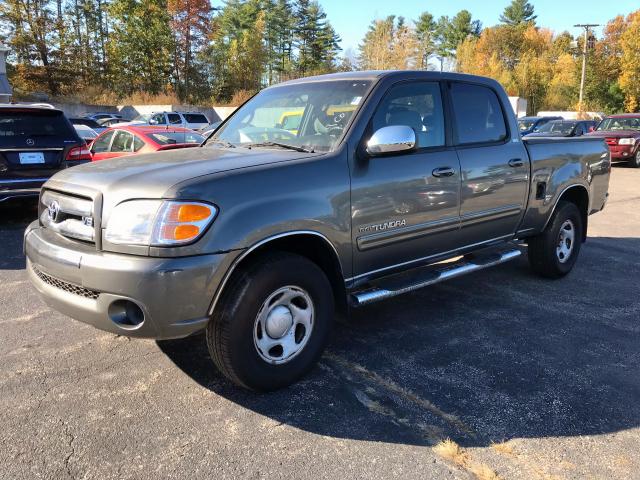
508;158;525;168
432;167;455;177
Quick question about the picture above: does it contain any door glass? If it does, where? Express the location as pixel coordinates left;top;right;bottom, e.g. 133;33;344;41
91;131;114;153
151;114;166;125
167;113;182;124
451;83;507;145
110;131;134;152
372;82;445;148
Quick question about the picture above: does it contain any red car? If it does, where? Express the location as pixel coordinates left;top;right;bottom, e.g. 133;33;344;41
588;114;640;168
90;126;204;161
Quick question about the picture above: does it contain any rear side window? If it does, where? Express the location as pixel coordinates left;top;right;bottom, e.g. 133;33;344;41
372;81;445;148
133;136;145;151
450;83;507;145
0;111;75;143
184;114;208;123
147;131;204;145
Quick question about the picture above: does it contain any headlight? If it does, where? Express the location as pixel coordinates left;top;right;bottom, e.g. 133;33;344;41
618;138;636;145
105;200;217;246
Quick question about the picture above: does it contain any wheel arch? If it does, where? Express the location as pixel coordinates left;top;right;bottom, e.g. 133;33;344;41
545;184;590;242
208;231;348;317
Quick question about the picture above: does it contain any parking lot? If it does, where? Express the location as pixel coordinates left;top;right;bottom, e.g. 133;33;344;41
0;166;638;480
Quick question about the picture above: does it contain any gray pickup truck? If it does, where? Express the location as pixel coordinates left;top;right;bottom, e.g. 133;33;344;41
25;71;610;391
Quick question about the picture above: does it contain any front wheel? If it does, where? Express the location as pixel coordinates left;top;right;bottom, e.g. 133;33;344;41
206;252;334;391
631;150;640;168
528;201;583;278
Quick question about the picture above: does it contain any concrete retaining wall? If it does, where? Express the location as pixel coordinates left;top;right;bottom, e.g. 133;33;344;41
50;102;238;122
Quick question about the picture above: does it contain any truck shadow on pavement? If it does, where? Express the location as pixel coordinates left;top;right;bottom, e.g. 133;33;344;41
158;236;640;448
0;200;38;270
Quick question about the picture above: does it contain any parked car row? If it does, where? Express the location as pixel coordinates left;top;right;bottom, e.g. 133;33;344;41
0;104;209;203
518;114;640;167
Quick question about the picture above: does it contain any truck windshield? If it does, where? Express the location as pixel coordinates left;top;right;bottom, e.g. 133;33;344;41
210;80;372;152
596;117;640;131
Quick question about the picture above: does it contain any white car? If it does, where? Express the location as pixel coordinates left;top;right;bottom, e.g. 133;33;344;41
146;111;210;130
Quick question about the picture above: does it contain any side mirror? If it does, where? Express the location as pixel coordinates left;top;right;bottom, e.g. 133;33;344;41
366;125;416;156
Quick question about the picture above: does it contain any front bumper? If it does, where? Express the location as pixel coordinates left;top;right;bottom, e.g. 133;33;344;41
608;144;636;160
24;221;237;339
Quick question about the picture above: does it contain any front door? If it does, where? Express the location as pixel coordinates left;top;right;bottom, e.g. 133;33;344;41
449;81;530;246
350;81;461;281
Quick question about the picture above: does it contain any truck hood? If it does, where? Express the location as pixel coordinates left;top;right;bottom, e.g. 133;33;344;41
45;146;317;211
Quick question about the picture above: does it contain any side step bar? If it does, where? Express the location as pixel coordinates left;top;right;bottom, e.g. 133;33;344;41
351;248;522;307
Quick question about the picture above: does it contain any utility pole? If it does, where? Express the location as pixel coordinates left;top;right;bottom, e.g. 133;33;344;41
574;24;599;111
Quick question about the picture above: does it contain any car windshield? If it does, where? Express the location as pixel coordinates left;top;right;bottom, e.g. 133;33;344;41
146;131;204;145
210;80;372;152
518;119;537;131
596;117;640;131
537;121;576;134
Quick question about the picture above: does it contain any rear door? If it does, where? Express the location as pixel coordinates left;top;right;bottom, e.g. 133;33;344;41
351;80;461;279
0;108;80;186
449;81;530;246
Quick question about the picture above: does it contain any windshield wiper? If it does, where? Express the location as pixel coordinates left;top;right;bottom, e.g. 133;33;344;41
245;141;314;153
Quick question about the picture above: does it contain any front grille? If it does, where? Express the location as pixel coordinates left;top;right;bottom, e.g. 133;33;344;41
40;189;96;243
32;266;100;300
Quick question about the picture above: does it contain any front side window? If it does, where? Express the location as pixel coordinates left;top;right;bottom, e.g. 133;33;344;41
212;80;372;152
371;81;445;148
451;83;507;145
151;113;166;125
167;113;182;125
91;130;114;153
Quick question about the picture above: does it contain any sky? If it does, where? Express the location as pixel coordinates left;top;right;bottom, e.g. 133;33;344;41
318;0;640;53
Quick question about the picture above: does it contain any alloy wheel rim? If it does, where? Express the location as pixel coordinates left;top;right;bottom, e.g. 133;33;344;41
556;219;575;264
253;286;314;365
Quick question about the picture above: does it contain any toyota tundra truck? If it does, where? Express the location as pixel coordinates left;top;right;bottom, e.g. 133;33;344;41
25;71;610;391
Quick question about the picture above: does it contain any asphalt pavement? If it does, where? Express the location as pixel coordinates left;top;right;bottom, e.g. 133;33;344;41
1;167;639;479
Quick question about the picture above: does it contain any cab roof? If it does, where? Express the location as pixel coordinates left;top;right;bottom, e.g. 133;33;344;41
273;70;499;87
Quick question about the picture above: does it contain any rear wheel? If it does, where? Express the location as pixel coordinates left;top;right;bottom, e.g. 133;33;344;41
206;252;334;391
631;150;640;168
528;200;583;278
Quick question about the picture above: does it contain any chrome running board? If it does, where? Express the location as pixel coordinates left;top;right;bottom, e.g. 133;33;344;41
351;248;522;307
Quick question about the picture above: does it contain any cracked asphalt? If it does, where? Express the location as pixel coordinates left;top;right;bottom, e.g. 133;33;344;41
1;167;639;479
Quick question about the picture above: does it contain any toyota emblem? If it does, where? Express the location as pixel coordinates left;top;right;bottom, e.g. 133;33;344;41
47;200;61;222
26;138;35;146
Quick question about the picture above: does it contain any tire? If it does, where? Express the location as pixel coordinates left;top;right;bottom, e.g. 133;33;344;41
528;200;583;279
631;150;640;168
206;252;334;391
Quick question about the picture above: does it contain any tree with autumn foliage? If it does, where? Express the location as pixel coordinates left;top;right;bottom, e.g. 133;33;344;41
168;0;211;102
619;11;640;111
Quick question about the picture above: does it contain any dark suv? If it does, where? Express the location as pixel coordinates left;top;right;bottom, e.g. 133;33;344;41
0;105;90;203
